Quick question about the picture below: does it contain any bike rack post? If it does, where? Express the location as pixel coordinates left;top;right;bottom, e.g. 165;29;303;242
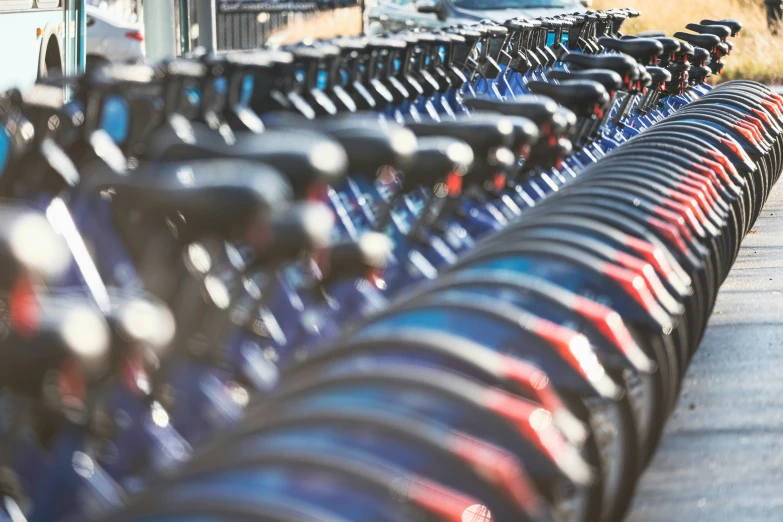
195;0;217;53
144;0;179;62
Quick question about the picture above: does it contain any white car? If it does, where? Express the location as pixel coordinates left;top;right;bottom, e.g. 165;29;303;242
86;5;145;68
366;0;588;35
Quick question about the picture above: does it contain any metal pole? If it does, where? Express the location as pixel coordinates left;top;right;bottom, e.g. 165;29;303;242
359;0;364;34
179;0;192;54
144;0;178;62
196;0;217;52
77;0;86;73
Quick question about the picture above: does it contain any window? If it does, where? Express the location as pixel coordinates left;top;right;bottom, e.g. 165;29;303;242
451;0;570;9
0;0;61;10
0;1;34;11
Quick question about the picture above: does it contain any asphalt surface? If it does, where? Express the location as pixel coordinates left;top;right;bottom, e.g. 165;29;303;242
625;181;783;521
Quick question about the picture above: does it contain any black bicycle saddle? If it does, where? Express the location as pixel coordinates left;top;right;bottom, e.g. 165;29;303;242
700;18;742;36
526;80;610;118
462;95;561;129
673;32;720;52
563;53;639;85
598;37;664;64
547;69;624;94
686;23;731;42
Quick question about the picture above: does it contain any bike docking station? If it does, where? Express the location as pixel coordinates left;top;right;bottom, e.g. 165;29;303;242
0;9;777;522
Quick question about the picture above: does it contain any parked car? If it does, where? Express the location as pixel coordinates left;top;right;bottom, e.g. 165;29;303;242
365;0;445;34
85;5;145;68
366;0;589;35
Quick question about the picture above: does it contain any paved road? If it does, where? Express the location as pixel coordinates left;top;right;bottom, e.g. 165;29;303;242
626;181;783;521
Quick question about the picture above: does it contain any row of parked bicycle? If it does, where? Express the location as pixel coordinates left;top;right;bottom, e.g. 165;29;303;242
0;6;775;522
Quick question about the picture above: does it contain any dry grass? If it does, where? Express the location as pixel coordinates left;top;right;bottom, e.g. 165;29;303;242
266;6;363;46
594;0;783;83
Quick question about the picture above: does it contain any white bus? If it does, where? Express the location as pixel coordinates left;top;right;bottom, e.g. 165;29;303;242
0;0;85;92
